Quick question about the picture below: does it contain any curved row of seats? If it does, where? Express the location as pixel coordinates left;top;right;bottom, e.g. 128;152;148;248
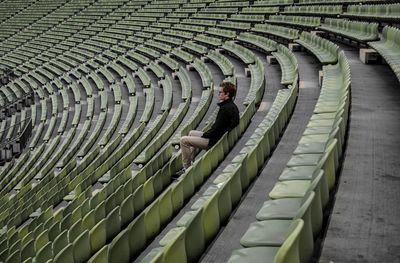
228;50;351;263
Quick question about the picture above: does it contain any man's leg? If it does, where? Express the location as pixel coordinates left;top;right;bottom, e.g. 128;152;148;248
180;130;209;169
188;130;204;160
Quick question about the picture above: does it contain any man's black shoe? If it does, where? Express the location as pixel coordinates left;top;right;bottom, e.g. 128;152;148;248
171;169;186;180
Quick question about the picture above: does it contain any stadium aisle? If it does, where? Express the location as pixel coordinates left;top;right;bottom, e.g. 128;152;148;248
200;51;321;262
319;46;400;262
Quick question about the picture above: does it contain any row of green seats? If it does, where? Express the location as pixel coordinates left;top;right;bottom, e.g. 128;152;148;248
107;62;127;79
230;13;266;22
369;26;400;82
182;18;217;27
140;86;155;124
237;32;277;54
267;15;321;28
295;31;339;65
191;58;213;89
283;4;343;16
222;41;256;65
174;66;192;101
29;99;47;149
272;44;299;86
141;22;168;33
43;115;57;143
98;103;122;147
62;108;101;166
160;76;173;112
126;50;151;66
96;67;116;85
298;0;389;4
319;18;379;43
58;108;69;133
154;32;185;46
209;1;249;7
194;12;230;19
217;21;252;31
147;61;166;79
343;3;400;20
159;55;180;72
88;72;105;92
145;40;172;53
172;48;194;64
175;8;197;15
198;7;239;15
121;74;136;96
194;34;222;48
119;96;138;136
242;6;279;14
136;67;152;88
182;41;209;56
136;45;161;60
252;23;300;41
245;56;265;106
206;27;236;39
173;23;205;34
253;0;294;6
181;3;207;9
230;51;350;263
206;50;235;77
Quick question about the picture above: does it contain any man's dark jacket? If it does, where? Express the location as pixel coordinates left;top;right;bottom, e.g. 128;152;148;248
202;98;239;146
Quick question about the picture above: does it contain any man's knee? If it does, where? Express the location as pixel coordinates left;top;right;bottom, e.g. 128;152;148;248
189;130;203;137
180;136;190;146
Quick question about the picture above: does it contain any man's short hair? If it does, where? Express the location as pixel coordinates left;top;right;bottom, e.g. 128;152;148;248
221;81;236;99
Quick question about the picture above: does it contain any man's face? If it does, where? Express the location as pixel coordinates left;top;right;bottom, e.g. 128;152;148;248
218;88;229;102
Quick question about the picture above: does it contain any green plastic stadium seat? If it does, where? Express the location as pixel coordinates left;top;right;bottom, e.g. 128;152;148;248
176;209;204;263
159;227;187;263
228;219;303;263
73;230;91;263
54;244;74;263
108;229;130;263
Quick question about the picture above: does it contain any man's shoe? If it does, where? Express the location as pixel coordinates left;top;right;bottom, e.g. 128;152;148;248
171;169;186;180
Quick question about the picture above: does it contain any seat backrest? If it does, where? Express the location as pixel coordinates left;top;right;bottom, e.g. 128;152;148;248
274;219;304;263
294;191;315;222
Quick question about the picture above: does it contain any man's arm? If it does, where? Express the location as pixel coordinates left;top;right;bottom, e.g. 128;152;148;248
202;107;227;139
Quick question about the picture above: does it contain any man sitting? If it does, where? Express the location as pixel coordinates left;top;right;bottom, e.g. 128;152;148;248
177;81;240;176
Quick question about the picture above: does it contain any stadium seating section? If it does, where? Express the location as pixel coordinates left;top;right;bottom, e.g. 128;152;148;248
0;0;398;262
